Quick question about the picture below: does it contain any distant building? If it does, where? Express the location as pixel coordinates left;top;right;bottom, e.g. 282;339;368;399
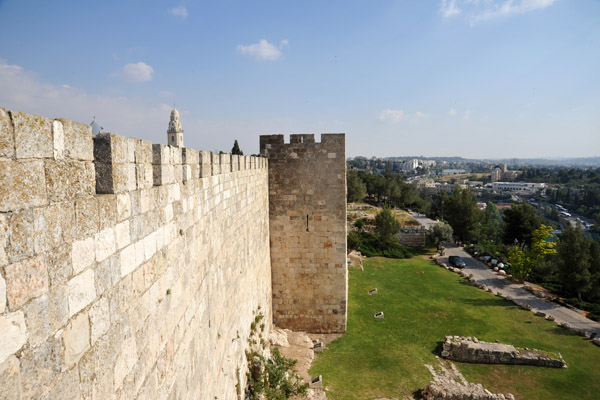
491;163;521;182
441;169;466;175
490;182;546;195
167;107;184;147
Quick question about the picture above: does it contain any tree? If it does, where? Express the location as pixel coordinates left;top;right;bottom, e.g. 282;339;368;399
501;204;543;247
347;171;367;203
231;140;243;155
508;224;557;282
375;208;400;245
428;222;453;245
441;186;480;241
556;224;591;301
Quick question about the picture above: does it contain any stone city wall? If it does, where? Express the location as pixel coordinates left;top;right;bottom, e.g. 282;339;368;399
397;226;426;248
441;336;566;368
260;134;347;333
0;107;272;399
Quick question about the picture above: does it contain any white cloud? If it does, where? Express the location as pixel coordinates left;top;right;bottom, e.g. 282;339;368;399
0;59;170;141
379;109;430;122
112;62;154;82
379;109;406;122
440;0;461;17
236;39;288;61
448;108;457;116
439;0;556;24
169;6;188;19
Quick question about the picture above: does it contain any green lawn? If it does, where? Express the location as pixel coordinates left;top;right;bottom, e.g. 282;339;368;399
309;255;600;400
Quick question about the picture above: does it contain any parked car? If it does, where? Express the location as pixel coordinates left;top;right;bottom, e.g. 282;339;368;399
449;256;466;268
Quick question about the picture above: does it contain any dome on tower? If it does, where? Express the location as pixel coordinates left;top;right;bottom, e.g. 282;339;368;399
167;107;183;134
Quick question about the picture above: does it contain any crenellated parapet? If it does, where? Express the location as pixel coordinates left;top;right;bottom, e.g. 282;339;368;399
0;107;271;400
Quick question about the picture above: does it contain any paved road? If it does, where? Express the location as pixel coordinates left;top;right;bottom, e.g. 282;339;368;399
408;211;438;230
441;244;600;337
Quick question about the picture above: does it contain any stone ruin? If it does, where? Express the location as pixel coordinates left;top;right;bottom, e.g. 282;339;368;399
441;336;566;368
421;360;514;400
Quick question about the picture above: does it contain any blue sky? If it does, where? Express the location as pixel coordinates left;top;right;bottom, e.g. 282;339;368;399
0;0;598;158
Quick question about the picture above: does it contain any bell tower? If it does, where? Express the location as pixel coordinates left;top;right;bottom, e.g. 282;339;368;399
167;107;184;147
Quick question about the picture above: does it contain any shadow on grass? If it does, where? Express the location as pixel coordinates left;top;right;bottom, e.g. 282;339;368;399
431;341;444;357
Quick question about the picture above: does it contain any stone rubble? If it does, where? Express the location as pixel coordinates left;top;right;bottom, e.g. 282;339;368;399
421;359;514;400
441;336;566;368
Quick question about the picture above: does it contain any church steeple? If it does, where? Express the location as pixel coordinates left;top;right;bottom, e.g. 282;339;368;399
167;107;184;147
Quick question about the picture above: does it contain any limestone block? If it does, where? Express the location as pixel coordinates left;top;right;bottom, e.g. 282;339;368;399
5;255;49;310
19;335;65;398
116;192;131;222
120;244;137;277
0;213;7;267
115;220;131;250
95;226;116;262
153;164;175;186
47;366;81;400
114;336;137;390
89;296;110;344
72;237;95;274
22;286;67;346
44;160;95;203
52;120;65;160
33;201;75;254
58;118;94;161
0;107;14;158
98;195;117;230
137;139;153;164
199;151;211;177
0;159;48;212
144;231;157;262
62;311;90;367
152;144;170;165
0;356;23;400
11;110;53;159
0;311;28;364
68;269;96;317
137;164;154;189
0;273;5;313
170;146;182;164
74;196;99;238
212;153;221;174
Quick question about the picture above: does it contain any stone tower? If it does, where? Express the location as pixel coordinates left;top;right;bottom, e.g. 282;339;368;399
260;133;348;333
167;107;184;147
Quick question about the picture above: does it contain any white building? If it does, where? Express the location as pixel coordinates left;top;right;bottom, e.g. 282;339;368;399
490;182;546;195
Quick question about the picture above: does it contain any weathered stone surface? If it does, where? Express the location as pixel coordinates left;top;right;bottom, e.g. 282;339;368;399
115;220;131;249
74;196;99;237
89;296;110;344
0;355;23;400
58;118;94;161
0;107;14;158
0;273;6;313
0;159;48;212
120;243;137;277
0;311;28;364
0;213;7;267
5;255;49;310
95;226;116;262
261;134;347;333
72;236;95;274
63;311;90;367
44;160;95;202
441;336;566;368
68;269;96;317
19;335;64;399
52;119;65;160
12;110;53;159
33;201;76;254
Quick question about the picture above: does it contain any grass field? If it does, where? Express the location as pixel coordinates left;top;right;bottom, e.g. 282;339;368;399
309;255;600;399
